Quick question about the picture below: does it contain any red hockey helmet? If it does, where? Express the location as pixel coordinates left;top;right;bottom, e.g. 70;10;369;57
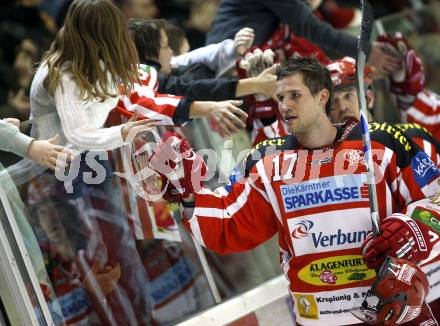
352;256;429;325
327;57;373;90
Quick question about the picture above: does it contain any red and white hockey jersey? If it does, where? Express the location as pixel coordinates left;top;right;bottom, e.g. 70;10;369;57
396;123;440;166
397;89;440;141
183;121;440;325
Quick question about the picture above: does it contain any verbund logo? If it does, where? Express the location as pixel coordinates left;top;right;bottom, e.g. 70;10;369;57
288;208;372;257
292;220;314;239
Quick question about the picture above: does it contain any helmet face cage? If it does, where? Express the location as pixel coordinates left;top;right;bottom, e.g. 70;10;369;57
351;256;429;325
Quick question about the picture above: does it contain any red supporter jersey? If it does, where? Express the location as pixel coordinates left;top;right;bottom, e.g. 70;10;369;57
400;89;440;141
183;120;440;325
112;64;183;125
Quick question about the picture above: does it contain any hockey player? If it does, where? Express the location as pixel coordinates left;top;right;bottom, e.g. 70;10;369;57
149;57;440;325
327;55;440;320
327;56;440;164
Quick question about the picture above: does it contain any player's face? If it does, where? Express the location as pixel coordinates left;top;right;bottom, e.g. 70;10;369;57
329;86;360;123
277;73;328;134
158;29;173;75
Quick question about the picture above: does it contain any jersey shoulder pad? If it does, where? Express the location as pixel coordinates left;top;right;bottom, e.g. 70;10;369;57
395;123;433;139
368;122;414;150
368;122;419;167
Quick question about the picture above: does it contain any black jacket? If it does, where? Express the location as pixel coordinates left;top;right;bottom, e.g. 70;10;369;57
206;0;360;58
157;62;240;101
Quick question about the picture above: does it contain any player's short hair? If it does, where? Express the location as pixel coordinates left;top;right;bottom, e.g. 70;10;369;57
277;57;333;114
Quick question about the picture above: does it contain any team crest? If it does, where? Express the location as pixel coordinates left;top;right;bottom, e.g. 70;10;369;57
345;150;366;166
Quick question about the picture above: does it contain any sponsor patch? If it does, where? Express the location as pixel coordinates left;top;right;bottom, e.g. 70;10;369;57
150;256;196;305
298;255;375;286
281;174;368;213
288;208;372;256
291;220;314;239
411;151;440;188
411;208;440;234
429;189;440;211
293;294;319;320
249;138;286;156
319;270;337;284
369;122;412;151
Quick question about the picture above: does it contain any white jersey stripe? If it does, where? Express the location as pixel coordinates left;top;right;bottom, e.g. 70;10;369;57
193;182;252;219
385;181;393;217
423;139;432;159
256;160;283;225
189;215;206;247
399;178;413;206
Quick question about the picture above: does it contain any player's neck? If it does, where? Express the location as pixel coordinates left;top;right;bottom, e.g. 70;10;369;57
296;118;337;149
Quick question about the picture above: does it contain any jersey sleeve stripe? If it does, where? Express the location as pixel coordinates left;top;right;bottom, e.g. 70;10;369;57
256;160;283;225
188;214;206;247
194;182;254;219
399;178;413;207
423;139;433;159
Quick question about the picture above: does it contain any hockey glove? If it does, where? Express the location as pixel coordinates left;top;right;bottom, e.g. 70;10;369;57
149;132;208;202
362;213;436;269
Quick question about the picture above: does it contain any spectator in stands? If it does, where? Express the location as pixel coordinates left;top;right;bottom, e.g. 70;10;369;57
128;19;275;103
206;0;401;73
164;22;190;56
165;21;254;77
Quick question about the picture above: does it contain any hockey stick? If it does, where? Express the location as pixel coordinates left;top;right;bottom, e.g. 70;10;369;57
356;0;380;236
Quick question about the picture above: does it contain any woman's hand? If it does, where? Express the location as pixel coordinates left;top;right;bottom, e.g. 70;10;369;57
120;114;159;142
26;134;74;171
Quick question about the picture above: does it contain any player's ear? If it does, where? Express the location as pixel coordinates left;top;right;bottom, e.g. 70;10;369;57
319;88;330;110
366;88;375;109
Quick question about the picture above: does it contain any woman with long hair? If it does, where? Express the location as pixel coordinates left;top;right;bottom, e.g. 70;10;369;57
29;1;160;324
31;0;156;151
